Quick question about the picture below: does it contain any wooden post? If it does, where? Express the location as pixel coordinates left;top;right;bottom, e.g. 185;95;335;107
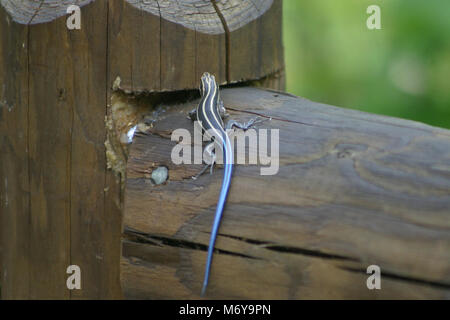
122;87;450;299
0;0;283;299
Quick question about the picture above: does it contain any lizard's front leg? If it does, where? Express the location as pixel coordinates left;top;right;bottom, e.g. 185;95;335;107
188;108;197;121
218;99;228;118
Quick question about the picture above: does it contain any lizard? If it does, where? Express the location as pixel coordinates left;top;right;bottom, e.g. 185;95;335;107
189;72;259;296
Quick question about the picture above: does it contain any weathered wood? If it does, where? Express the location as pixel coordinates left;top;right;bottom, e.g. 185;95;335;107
122;87;450;299
0;0;94;25
0;5;30;299
107;0;283;92
0;1;122;299
1;0;273;35
108;0;161;92
0;0;284;299
160;14;197;90
230;0;284;83
67;1;122;299
195;31;227;85
27;10;71;300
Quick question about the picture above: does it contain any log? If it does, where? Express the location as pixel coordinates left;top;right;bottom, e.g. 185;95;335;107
0;0;283;299
122;87;450;299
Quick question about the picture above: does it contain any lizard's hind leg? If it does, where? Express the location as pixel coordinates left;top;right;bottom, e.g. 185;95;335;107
192;142;217;180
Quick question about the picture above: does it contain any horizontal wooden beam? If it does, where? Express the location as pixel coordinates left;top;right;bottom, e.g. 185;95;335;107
121;87;450;299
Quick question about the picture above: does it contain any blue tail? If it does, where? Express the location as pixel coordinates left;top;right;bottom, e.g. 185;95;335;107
201;149;233;296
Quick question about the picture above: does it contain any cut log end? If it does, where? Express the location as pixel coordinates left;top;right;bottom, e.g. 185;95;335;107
1;0;274;34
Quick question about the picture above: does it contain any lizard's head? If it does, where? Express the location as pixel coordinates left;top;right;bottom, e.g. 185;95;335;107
200;72;216;97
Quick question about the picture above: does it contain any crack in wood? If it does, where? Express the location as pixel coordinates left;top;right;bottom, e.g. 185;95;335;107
265;245;359;261
124;227;260;260
27;0;45;24
219;233;359;261
218;233;272;245
210;0;230;83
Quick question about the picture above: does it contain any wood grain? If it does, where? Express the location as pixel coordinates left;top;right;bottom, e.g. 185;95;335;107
125;0;273;35
0;0;283;299
0;5;31;299
160;14;197;91
27;10;71;300
108;0;161;92
1;0;274;35
0;0;94;25
195;31;227;85
1;1;122;299
105;0;283;92
229;0;283;83
68;0;122;299
122;87;450;299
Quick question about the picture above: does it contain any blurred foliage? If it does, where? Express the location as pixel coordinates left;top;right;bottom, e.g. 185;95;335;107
283;0;450;129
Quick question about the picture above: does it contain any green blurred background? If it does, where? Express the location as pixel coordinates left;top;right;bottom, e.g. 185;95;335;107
283;0;450;129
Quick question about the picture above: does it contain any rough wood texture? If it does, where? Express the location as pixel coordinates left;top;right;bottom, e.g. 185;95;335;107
0;1;122;299
0;5;30;299
122;87;450;299
2;0;273;35
108;0;283;91
0;0;283;299
230;0;284;83
126;0;274;35
3;0;283;91
0;0;94;24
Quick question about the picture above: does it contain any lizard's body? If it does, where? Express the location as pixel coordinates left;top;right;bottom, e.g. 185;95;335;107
192;72;256;296
195;73;233;296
